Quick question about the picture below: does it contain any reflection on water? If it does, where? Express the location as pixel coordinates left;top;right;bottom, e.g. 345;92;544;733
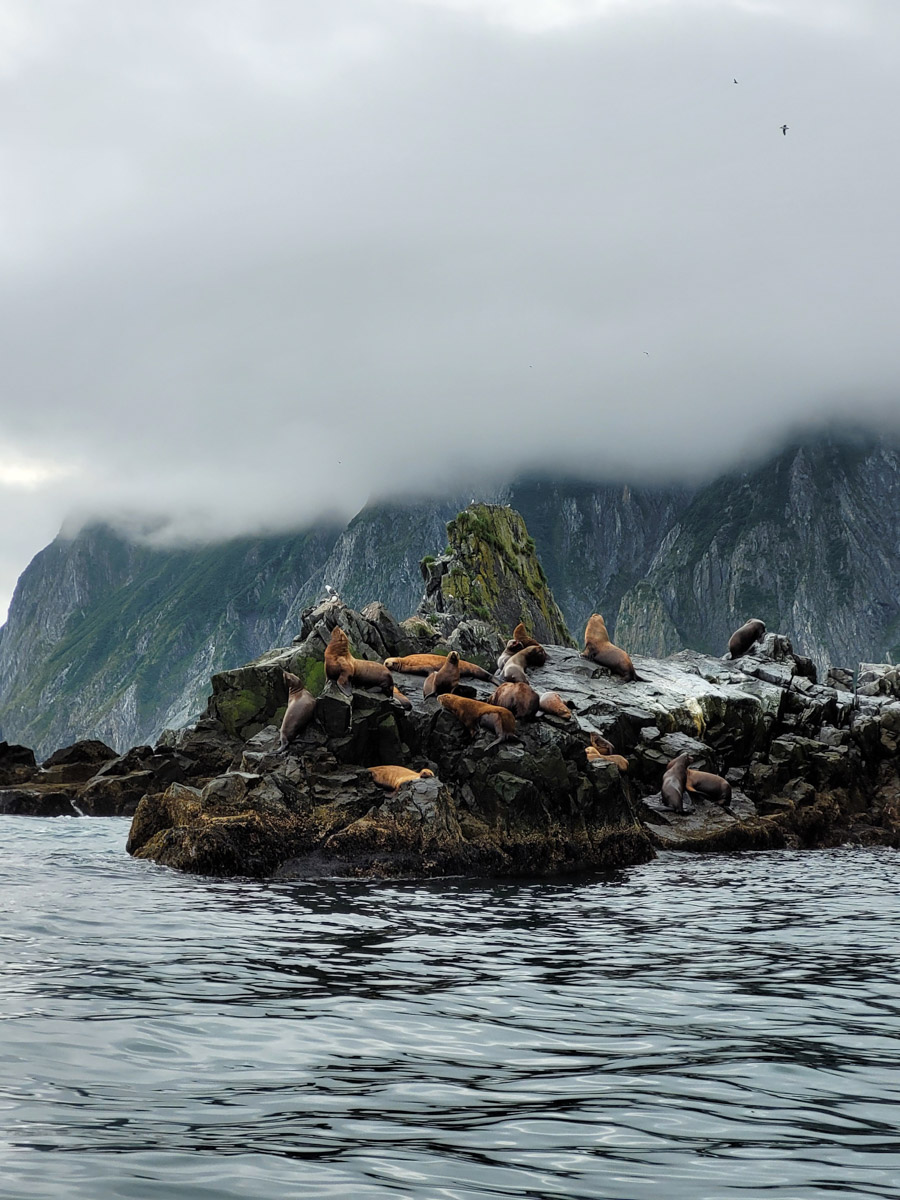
1;817;898;1199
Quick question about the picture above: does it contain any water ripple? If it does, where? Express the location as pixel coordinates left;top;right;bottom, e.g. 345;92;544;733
0;817;898;1198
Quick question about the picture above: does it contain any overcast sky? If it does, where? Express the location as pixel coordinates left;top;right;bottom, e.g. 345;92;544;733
1;0;899;620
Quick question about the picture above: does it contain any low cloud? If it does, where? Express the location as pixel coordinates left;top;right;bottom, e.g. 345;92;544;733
1;0;899;618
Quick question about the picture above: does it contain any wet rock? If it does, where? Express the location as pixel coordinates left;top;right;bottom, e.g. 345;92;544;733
0;741;38;785
79;770;157;817
40;739;118;783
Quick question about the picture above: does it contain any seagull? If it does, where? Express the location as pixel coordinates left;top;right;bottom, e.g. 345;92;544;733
733;78;738;84
781;124;789;135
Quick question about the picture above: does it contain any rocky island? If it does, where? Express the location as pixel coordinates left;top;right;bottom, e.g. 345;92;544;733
2;504;899;877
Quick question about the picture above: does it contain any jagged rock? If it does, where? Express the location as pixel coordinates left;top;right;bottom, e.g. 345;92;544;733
826;667;854;693
79;770;157;817
858;663;900;698
40;739;119;783
0;741;37;785
417;504;575;647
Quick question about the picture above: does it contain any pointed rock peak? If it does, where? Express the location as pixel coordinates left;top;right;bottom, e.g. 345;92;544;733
418;503;575;647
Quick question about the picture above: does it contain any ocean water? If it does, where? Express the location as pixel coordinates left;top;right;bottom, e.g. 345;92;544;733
1;816;898;1200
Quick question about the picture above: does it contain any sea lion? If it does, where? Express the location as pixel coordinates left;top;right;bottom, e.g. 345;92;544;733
368;765;435;791
726;619;766;659
325;626;393;696
423;651;461;699
488;680;541;720
511;623;548;666
589;732;616;755
585;746;628;771
581;613;641;682
437;693;517;748
585;731;626;770
686;768;732;807
537;691;571;719
279;671;316;752
661;752;692;813
384;653;495;682
392;687;412;710
502;649;532;683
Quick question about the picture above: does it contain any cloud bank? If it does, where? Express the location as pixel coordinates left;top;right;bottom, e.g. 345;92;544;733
1;0;899;616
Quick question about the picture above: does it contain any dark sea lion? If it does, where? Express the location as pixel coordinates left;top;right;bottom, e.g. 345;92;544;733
384;653;495;682
726;619;766;659
488;680;541;720
325;627;393;696
423;651;461;699
582;613;641;682
368;765;435;791
438;693;517;748
661;752;692;813
279;671;316;752
686;769;732;806
538;691;571;719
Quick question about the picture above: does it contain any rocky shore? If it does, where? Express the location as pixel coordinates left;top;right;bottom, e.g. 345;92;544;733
3;504;899;879
2;599;899;878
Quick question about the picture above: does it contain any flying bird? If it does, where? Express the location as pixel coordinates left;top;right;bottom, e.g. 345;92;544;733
733;78;738;84
780;124;789;135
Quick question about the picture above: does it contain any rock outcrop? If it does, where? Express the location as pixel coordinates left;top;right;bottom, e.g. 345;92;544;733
418;504;575;647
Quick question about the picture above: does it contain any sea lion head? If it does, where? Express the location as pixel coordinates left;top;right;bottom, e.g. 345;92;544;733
282;670;303;689
419;769;435;778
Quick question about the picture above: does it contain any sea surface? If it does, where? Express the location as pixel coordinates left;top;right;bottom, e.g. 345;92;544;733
1;817;898;1200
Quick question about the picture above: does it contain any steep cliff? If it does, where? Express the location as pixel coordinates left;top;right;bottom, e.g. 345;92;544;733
418;504;574;646
615;433;900;672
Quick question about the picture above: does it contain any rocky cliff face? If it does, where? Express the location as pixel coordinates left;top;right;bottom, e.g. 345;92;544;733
418;504;575;647
615;434;900;672
4;430;900;758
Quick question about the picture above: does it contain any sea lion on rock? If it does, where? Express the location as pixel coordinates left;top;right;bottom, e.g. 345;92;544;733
279;672;316;752
384;653;495;682
392;687;412;711
368;765;435;792
585;746;628;771
423;651;461;699
726;618;766;659
585;732;627;770
661;752;692;813
582;614;641;682
538;691;571;719
502;649;533;683
488;680;541;720
686;768;732;807
438;694;517;749
325;626;393;696
510;624;548;666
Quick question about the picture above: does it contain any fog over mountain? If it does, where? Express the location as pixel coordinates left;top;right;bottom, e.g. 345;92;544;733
2;0;900;618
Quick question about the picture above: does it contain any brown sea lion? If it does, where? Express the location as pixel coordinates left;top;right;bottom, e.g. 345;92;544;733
325;626;393;696
661;752;692;813
686;768;732;807
368;765;435;791
726;619;766;659
488;680;541;720
423;651;461;699
384;653;495;682
589;732;616;755
502;649;532;683
538;691;571;719
510;624;548;666
438;693;517;748
582;613;641;682
392;687;412;710
585;745;628;771
279;671;316;752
